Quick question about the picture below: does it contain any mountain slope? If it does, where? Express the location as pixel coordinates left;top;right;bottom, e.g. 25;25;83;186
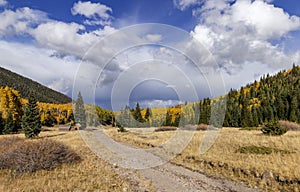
0;67;71;104
223;65;300;127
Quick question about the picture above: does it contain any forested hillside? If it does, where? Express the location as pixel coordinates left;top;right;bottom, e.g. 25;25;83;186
0;86;115;134
223;65;300;127
0;67;71;104
117;65;300;128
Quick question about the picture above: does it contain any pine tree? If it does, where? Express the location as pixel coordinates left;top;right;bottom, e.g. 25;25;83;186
144;107;152;121
198;98;211;125
289;95;298;122
3;111;12;134
164;110;172;126
3;110;18;134
22;93;41;138
133;103;144;123
74;92;86;129
8;89;23;130
252;107;259;127
0;112;3;134
144;107;152;127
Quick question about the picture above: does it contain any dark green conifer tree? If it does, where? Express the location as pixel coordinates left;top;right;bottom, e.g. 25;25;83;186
22;93;41;138
144;107;152;127
289;95;298;122
0;112;3;134
164;110;172;126
133;103;144;123
74;92;86;129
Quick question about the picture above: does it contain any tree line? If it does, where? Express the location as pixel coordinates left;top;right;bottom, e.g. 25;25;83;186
2;65;299;132
116;65;300;128
0;87;117;135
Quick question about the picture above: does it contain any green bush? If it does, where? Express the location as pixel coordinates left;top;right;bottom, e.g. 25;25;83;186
117;126;127;132
261;120;288;136
116;122;127;132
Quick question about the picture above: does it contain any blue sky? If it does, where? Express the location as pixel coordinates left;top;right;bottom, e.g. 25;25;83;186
0;0;300;109
6;0;199;30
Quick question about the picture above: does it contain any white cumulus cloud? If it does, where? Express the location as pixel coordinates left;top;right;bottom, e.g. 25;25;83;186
0;7;48;37
191;0;300;74
0;40;79;95
31;21;92;57
71;1;112;26
173;0;202;11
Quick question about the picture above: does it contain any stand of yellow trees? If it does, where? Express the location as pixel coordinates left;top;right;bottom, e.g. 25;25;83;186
0;86;74;134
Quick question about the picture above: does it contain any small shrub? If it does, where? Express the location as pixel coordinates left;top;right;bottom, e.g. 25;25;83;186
0;137;81;173
117;125;127;132
196;124;209;130
181;124;217;131
236;145;291;155
261;120;288;136
279;120;300;131
154;127;177;132
116;121;127;132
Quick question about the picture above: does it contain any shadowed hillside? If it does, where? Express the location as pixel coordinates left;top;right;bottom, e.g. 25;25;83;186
0;67;71;104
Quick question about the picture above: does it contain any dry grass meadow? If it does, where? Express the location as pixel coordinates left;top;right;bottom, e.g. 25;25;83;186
0;127;142;192
105;126;300;192
1;126;299;191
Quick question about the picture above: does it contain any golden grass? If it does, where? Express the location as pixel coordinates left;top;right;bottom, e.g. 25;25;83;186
106;127;300;192
104;127;176;148
0;128;137;192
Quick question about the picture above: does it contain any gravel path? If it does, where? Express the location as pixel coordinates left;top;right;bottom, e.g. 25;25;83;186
80;129;262;192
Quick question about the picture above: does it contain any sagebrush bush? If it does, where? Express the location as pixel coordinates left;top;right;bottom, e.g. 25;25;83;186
0;137;81;173
279;120;300;131
261;120;288;136
196;124;209;130
0;136;23;153
155;126;177;132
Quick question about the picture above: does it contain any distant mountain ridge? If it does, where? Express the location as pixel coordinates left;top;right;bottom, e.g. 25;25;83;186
0;67;72;104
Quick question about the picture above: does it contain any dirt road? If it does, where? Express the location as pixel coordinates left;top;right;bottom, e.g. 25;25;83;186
129;162;262;192
81;129;262;192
